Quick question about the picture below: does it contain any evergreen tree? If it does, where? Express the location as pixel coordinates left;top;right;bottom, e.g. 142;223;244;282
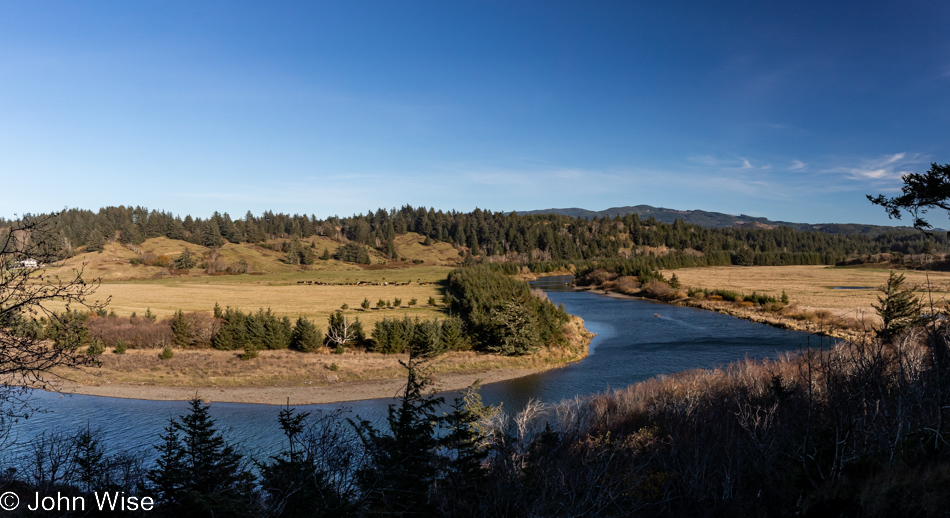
290;316;323;352
147;398;255;517
440;316;466;351
361;298;371;311
873;271;920;341
352;350;442;515
85;228;106;252
175;248;197;269
260;407;354;517
437;391;489;515
171;309;190;347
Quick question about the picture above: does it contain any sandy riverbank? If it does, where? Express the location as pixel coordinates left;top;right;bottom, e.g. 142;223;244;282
41;315;593;405
51;367;543;405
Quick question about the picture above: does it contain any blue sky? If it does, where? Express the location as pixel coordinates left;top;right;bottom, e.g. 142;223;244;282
1;1;948;225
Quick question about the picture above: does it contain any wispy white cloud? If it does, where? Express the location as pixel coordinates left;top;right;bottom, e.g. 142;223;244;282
789;160;806;171
826;152;925;183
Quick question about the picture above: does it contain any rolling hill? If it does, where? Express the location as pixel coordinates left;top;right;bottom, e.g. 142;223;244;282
517;205;923;235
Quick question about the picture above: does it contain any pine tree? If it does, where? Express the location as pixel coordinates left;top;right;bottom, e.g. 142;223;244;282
438;392;489;514
290;316;323;352
352;350;442;514
175;248;197;269
85;228;106;252
171;309;190;347
148;398;255;516
873;271;920;341
260;407;353;517
361;298;371;311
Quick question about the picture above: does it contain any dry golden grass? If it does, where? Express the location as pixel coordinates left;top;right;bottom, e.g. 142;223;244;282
39;236;456;323
55;348;518;387
664;265;950;320
393;232;464;265
52;316;591;396
47;233;460;285
50;279;448;325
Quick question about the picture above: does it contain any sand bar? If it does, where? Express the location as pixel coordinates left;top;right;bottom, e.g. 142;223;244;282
52;367;542;405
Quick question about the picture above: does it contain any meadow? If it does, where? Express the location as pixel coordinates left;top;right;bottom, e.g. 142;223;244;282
664;264;950;319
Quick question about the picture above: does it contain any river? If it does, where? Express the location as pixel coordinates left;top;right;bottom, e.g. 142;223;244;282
3;276;819;460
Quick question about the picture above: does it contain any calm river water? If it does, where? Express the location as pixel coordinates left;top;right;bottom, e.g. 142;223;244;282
4;276;819;459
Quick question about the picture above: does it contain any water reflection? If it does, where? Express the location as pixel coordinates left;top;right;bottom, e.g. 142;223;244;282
6;276;816;458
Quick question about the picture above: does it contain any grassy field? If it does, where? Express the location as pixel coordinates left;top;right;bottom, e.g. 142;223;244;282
77;278;450;326
40;236;460;324
663;265;950;319
33;236;599;397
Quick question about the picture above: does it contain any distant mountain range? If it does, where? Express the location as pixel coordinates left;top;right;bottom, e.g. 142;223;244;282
517;205;925;236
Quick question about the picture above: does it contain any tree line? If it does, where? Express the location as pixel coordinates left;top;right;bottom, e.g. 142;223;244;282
6;204;948;266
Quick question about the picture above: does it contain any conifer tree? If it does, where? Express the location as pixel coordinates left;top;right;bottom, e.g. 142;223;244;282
352;349;442;514
171;309;190;347
873;271;920;341
148;398;255;516
438;391;489;514
174;248;197;269
290;316;323;352
260;407;354;517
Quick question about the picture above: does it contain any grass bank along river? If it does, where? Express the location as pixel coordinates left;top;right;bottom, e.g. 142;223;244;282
14;277;816;461
580;264;950;340
50;315;592;404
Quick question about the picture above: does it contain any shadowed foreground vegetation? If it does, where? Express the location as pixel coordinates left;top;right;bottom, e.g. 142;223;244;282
3;315;950;516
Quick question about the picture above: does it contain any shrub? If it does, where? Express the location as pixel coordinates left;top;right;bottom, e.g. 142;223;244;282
86;339;105;356
86;315;173;349
615;276;642;295
159;347;174;360
113;340;128;354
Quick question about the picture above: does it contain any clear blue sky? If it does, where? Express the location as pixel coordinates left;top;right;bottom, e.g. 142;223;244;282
2;1;948;225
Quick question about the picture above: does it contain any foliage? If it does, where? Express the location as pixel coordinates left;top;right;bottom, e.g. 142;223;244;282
872;271;920;340
289;316;323;352
333;242;371;264
21;204;950;273
147;398;255;516
352;350;443;514
0;215;105;418
174;247;197;269
171;309;190;347
446;265;568;355
212;307;292;351
868;162;950;232
259;407;359;517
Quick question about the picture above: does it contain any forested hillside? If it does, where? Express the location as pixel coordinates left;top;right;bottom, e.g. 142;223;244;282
4;205;948;267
